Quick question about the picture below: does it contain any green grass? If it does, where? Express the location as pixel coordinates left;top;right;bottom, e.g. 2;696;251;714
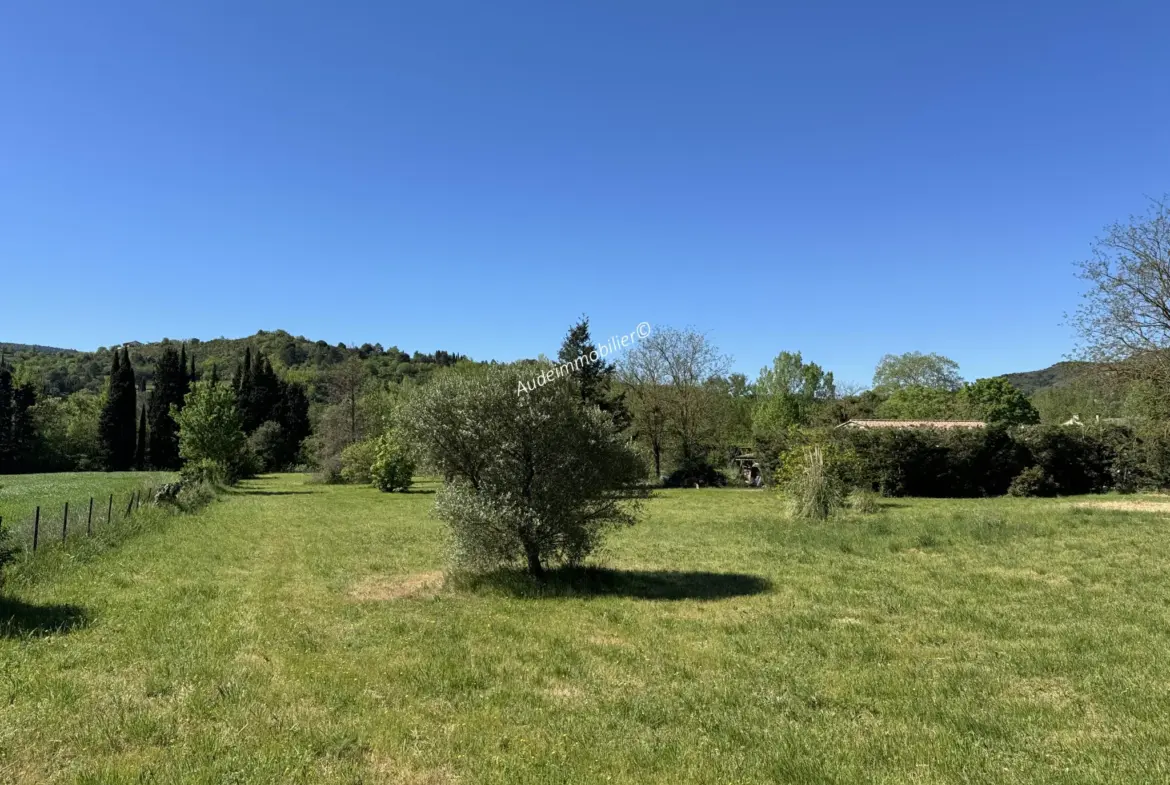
2;476;1170;783
0;472;175;552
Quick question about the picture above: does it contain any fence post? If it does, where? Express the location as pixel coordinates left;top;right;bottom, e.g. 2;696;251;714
87;497;94;535
125;494;134;518
33;506;40;551
62;501;69;541
107;494;113;525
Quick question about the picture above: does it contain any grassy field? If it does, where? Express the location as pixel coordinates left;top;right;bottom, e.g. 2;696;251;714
2;475;1170;783
0;472;176;549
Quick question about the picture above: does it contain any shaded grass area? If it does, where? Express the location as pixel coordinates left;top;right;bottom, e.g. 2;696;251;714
1;476;1169;783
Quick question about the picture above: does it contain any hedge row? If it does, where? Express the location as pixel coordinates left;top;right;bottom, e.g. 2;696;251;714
821;425;1170;498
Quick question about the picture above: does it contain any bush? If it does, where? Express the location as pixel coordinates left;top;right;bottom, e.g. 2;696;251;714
174;382;250;485
1008;465;1054;497
370;433;415;492
663;458;728;488
833;424;1144;498
180;458;227;486
176;481;218;512
248;420;286;472
783;445;844;520
339;439;378;485
847;488;881;514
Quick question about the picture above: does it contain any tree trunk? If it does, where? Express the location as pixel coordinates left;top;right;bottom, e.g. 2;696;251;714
522;537;544;579
652;440;662;478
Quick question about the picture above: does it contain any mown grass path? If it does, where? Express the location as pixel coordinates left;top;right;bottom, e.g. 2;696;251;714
2;475;1170;783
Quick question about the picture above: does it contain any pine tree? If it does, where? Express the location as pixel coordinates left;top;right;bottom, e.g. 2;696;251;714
209;364;219;386
0;364;13;472
135;406;148;470
557;316;630;429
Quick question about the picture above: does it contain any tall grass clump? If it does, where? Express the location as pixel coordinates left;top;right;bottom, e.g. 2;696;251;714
848;487;881;514
783;445;844;520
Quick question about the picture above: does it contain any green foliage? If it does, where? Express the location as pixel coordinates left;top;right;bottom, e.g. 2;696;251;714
1007;466;1053;497
753;351;835;431
180;458;227;487
0;365;13;470
834;424;1158;497
847;487;881;514
147;346;187;469
247;420;286;472
873;351;963;392
876;385;972;420
402;365;648;577
556;315;628;428
369;433;415;492
960;377;1040;425
782;445;845;521
135;406;147;470
98;348;137;471
339;439;378;485
662;457;728;488
174;382;249;484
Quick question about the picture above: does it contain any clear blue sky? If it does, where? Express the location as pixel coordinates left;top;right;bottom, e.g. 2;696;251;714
2;1;1168;386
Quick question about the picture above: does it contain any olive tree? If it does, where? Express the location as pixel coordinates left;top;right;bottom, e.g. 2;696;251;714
399;365;647;578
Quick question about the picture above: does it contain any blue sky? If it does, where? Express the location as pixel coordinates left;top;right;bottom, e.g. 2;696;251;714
2;1;1168;386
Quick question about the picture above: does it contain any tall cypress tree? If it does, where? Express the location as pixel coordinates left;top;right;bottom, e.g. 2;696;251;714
135;406;148;470
99;348;138;470
147;346;185;469
98;350;123;470
11;382;37;472
118;348;138;468
0;364;13;472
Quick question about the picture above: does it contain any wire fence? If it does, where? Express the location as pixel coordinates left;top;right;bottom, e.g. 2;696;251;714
1;484;160;556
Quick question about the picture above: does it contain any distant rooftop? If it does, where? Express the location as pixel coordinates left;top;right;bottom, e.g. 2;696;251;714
837;419;986;430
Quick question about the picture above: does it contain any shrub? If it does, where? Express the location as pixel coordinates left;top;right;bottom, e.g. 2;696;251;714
174;382;250;485
248;420;286;472
176;481;218;512
400;366;648;578
180;458;227;486
783;445;844;520
339;439;378;485
1008;465;1054;497
663;458;728;488
370;433;415;492
1014;426;1111;495
847;488;880;514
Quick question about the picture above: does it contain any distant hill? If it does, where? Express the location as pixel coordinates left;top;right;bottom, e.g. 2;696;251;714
0;342;74;356
1001;361;1094;396
0;330;471;398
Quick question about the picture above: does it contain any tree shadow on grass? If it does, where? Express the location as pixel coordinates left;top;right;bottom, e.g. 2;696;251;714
231;489;315;496
456;566;772;601
0;598;90;638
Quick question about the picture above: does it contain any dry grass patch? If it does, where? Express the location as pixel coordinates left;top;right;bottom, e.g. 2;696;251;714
1072;500;1170;513
349;571;445;601
367;752;458;785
